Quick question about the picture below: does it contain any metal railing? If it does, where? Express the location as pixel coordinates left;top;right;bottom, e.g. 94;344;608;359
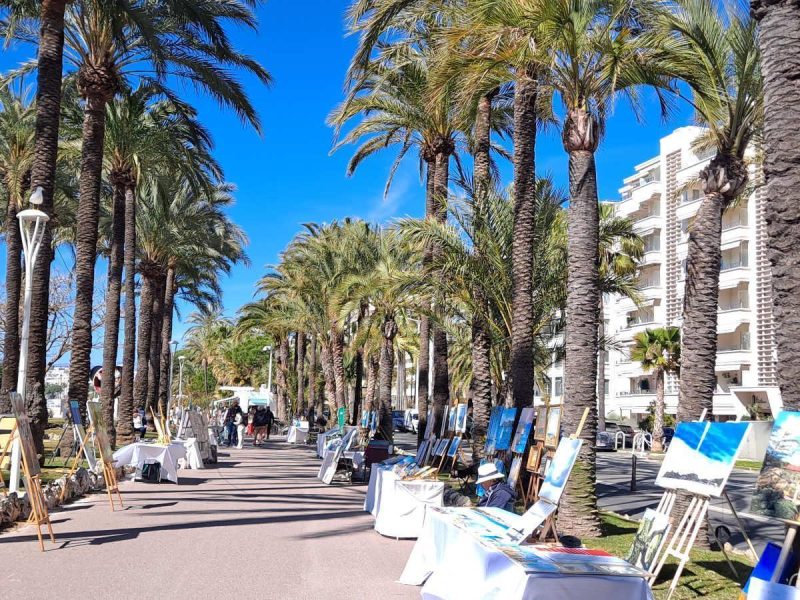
633;432;652;455
614;431;628;450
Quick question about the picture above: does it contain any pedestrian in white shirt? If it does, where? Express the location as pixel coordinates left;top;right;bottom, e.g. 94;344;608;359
235;411;245;449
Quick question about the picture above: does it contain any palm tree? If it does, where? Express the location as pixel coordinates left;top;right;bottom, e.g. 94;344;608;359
186;309;234;403
0;85;34;412
653;0;762;422
2;0;70;447
97;87;220;444
339;227;418;442
5;0;269;425
751;0;800;410
630;327;681;453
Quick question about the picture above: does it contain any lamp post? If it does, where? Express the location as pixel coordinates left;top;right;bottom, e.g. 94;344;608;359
9;187;49;493
166;340;178;419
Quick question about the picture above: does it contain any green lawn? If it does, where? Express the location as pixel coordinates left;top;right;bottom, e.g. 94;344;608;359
586;513;752;599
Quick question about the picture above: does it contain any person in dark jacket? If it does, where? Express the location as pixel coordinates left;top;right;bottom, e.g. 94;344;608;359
264;406;275;440
476;463;516;512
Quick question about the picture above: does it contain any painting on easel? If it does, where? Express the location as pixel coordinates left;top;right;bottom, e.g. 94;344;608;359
533;405;547;442
495;407;517;452
751;411;800;521
485;406;503;455
512;408;535;454
544;405;561;449
9;392;41;477
625;508;671;572
87;402;113;461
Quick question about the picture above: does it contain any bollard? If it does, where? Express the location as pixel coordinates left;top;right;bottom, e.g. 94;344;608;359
630;453;637;492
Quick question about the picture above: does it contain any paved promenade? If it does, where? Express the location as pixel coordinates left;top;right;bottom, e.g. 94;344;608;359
0;439;417;600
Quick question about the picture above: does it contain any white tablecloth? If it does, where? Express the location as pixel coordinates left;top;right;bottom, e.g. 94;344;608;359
400;508;654;600
175;438;204;470
113;442;187;483
287;426;308;444
365;463;393;514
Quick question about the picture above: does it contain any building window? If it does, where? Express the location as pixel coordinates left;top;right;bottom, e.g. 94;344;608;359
554;377;563;397
604;380;609;396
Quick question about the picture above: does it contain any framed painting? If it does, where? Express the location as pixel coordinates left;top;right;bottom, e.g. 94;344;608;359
533;405;548;442
526;446;542;473
544;405;561;449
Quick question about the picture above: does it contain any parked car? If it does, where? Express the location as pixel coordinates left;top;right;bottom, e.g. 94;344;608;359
596;430;616;452
605;422;636;448
392;410;406;432
404;409;419;433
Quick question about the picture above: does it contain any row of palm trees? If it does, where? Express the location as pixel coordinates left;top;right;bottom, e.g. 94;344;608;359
320;0;772;537
0;0;267;451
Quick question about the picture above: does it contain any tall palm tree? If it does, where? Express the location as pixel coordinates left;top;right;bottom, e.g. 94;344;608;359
653;0;762;422
339;227;418;442
0;85;34;412
2;0;69;448
96;87;220;444
630;327;681;453
751;0;800;410
186;308;234;402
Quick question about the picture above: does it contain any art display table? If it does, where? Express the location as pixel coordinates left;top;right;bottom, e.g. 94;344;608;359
317;427;341;458
287;425;309;444
400;508;654;600
364;464;444;539
113;442;187;484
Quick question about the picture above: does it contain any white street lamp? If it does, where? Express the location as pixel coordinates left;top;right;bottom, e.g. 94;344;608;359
9;188;49;493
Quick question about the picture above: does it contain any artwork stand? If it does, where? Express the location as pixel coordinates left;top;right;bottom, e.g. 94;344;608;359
0;421;55;552
650;494;710;599
524;443;545;508
721;488;757;560
58;427;93;503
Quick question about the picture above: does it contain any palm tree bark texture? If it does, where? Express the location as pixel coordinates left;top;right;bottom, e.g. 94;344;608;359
308;335;318;416
332;331;347;410
157;268;177;415
100;172;128;446
117;182;137;444
278;336;290;420
561;108;602;538
416;156;436;445
25;0;68;453
146;275;166;416
0;182;23;412
752;0;800;410
68;64;118;420
510;68;538;410
378;317;397;442
133;270;157;412
431;143;452;433
678;155;747;420
296;331;306;414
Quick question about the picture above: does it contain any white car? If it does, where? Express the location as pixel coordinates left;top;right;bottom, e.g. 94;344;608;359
404;410;419;433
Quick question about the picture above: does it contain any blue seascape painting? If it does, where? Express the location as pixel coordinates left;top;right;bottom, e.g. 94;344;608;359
495;407;517;451
656;421;750;497
512;407;535;454
485;406;503;454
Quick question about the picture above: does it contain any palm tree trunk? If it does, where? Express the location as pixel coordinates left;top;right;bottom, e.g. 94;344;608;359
471;309;493;462
146;274;166;415
320;339;336;417
597;296;606;432
25;0;68;454
473;92;493;196
1;193;23;413
432;148;451;433
332;330;347;410
510;68;538;410
416;158;436;444
67;90;109;421
133;272;156;412
308;335;318;416
678;193;724;421
752;0;800;410
278;336;290;420
397;349;406;410
157;267;177;415
561;143;602;539
352;343;363;425
117;183;137;444
652;368;666;453
296;331;306;414
378;318;397;442
100;176;127;447
366;353;379;413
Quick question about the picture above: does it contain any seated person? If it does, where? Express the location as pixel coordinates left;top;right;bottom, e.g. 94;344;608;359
475;463;516;511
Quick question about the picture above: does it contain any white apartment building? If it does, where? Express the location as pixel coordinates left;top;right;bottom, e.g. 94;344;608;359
44;365;70;388
546;126;782;423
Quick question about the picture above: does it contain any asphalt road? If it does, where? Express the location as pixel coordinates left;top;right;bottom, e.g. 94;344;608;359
596;451;785;553
0;439;417;600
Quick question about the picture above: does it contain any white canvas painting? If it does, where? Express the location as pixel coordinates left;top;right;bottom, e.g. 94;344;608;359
538;438;583;505
504;500;557;544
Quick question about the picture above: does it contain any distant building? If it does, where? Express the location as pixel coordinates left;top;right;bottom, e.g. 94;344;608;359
546;126;781;423
45;365;69;388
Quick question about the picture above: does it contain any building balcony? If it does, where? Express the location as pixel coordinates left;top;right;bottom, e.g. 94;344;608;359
676;197;702;221
717;308;750;335
630;179;661;205
641;250;662;265
614;392;678;415
715;349;752;371
721;225;750;248
719;266;750;288
633;213;662;234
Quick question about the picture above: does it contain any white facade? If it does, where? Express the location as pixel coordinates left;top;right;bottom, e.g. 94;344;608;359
550;126;781;422
44;365;69;388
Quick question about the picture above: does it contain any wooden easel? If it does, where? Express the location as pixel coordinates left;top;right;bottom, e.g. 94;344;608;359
523;442;545;506
0;414;55;552
58;425;93;503
86;403;124;511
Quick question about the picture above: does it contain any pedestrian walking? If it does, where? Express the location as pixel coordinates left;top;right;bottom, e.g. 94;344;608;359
224;402;241;447
235;409;246;449
253;407;268;446
265;406;275;440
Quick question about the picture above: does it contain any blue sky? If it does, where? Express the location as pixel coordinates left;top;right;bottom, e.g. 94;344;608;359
0;1;696;364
